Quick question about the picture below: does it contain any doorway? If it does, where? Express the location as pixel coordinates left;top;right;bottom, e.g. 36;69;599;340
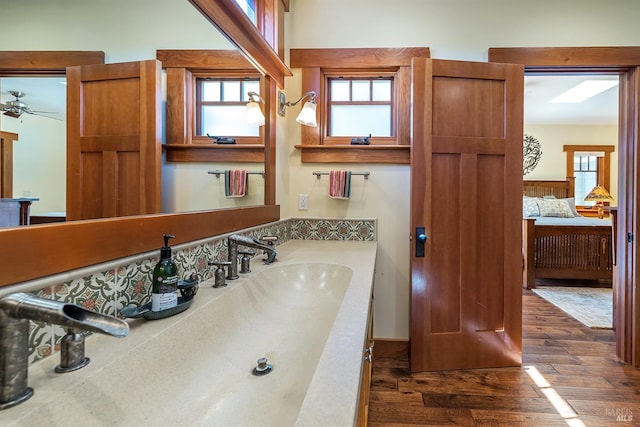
489;46;640;367
523;73;618;329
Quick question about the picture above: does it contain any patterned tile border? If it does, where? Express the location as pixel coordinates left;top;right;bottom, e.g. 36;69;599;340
23;217;375;363
291;218;376;241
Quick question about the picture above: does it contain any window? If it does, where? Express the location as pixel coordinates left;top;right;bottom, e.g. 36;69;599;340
563;144;615;207
573;154;599;205
234;0;257;24
196;77;261;137
328;77;393;137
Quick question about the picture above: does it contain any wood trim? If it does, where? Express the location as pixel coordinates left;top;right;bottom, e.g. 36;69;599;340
299;67;322;146
488;47;640;69
374;339;409;359
165;67;193;146
164;144;265;162
290;48;431;68
0;131;18;198
156;49;253;69
264;77;277;205
0;205;280;287
295;145;410;164
187;0;292;88
0;51;104;74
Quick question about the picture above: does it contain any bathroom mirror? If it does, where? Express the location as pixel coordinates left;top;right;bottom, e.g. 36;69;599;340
0;0;283;287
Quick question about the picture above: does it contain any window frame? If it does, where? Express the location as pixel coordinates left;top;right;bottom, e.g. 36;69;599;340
290;48;430;164
158;49;271;164
563;144;615;209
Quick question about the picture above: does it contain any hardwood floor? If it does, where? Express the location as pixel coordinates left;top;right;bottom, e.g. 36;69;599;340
368;290;640;426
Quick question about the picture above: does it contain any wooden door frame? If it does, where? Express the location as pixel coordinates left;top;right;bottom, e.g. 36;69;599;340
489;47;640;367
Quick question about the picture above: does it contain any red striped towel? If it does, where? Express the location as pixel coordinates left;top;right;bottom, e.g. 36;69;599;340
329;170;352;199
225;170;247;198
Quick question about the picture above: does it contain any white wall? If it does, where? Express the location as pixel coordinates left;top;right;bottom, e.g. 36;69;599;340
1;114;66;215
285;0;640;339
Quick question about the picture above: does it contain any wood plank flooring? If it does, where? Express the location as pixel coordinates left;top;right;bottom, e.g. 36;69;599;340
368;289;640;426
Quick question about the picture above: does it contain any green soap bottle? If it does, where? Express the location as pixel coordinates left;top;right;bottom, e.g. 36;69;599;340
151;234;179;312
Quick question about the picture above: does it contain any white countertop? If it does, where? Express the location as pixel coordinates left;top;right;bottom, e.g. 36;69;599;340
0;239;377;427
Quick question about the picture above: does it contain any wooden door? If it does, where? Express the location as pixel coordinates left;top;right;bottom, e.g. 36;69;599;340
410;58;523;372
66;60;161;220
616;66;640;365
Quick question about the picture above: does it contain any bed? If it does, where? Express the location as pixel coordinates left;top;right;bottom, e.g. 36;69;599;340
522;178;613;289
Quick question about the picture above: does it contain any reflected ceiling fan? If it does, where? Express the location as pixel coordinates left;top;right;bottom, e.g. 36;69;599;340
0;91;61;120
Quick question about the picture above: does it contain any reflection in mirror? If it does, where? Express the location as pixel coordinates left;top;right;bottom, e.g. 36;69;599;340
0;77;67;221
0;1;267;227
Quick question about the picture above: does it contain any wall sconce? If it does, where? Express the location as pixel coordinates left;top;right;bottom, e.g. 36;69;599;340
246;91;265;126
278;90;317;127
584;185;614;219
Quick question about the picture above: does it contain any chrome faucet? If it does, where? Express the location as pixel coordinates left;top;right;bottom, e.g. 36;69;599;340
0;292;129;410
227;234;277;280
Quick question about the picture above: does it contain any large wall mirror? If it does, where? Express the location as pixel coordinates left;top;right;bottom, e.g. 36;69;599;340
0;0;288;287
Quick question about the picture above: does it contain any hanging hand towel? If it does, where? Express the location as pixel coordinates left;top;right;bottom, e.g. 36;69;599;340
329;170;352;199
225;170;248;198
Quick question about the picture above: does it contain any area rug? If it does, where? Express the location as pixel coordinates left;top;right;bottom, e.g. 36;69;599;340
531;286;613;329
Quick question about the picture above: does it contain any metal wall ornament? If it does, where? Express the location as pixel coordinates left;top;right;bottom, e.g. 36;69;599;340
523;134;542;175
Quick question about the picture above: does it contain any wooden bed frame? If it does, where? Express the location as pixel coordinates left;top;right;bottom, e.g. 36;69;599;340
522;177;613;289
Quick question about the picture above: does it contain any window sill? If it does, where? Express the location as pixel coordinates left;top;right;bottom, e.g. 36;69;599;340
294;144;409;164
164;144;265;163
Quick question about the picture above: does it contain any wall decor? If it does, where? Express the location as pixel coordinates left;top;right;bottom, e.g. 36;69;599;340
523;134;542;175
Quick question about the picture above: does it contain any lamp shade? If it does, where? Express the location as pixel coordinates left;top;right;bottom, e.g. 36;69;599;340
584;185;614;202
295;101;317;127
246;101;265;126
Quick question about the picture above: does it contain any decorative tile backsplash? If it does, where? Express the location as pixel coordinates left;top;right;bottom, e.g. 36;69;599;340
22;217;375;364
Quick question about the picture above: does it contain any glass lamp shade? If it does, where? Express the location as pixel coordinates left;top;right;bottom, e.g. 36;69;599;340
584;185;614;202
246;101;265;126
295;101;317;127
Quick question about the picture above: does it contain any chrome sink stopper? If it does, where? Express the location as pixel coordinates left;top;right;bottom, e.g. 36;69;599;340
252;357;273;376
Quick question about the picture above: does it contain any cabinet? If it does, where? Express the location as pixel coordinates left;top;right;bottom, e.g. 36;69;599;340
357;296;374;426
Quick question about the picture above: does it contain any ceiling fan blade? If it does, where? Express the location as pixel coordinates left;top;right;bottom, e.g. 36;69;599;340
3;110;21;118
27;111;63;121
26;109;58;114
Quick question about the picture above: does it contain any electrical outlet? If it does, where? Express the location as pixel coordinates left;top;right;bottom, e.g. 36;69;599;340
298;194;309;211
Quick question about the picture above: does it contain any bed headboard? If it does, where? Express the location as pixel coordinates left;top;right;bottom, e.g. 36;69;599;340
523;177;575;198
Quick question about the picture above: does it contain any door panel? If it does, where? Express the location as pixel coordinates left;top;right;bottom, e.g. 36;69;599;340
67;60;161;221
411;58;523;372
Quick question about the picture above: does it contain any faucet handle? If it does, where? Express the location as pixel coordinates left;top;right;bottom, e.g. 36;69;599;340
209;260;233;285
260;235;278;246
239;251;255;274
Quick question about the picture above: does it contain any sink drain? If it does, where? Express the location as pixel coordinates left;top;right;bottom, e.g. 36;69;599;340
252;357;273;376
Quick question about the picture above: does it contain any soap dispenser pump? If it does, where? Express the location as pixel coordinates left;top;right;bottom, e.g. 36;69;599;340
151;234;179;312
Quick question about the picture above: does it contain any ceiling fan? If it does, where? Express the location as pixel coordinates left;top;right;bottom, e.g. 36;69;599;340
0;91;60;120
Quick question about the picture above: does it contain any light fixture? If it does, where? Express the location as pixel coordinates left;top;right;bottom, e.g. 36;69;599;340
549;79;619;103
278;90;317;127
584;185;614;219
246;91;265;126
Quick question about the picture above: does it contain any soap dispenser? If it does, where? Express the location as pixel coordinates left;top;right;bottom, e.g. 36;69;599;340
151;234;179;312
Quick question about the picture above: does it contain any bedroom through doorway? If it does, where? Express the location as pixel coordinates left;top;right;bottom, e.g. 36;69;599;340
523;73;618;330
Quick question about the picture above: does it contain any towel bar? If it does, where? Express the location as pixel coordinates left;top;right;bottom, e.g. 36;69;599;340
208;170;265;178
312;171;370;180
